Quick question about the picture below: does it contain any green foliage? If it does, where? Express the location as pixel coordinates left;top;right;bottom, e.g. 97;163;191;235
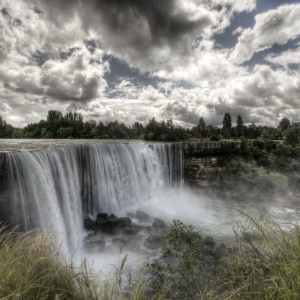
236;115;243;137
148;220;204;299
210;209;300;299
144;118;188;141
278;117;291;132
284;126;300;146
1;111;300;147
222;113;232;129
198;117;206;138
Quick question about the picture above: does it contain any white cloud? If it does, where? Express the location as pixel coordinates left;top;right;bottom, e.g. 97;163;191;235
232;4;300;64
266;47;300;68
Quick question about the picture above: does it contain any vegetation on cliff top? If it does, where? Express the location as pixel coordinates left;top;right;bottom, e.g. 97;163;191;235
1;111;300;145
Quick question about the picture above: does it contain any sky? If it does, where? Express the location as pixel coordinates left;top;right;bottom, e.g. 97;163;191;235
0;0;300;128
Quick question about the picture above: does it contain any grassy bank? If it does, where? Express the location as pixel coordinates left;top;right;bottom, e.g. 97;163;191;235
0;226;165;300
1;210;300;299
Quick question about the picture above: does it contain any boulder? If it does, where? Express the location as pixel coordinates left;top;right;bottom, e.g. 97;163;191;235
152;218;165;228
97;212;108;220
84;218;95;228
123;224;141;235
108;214;117;220
204;236;216;249
108;217;132;233
135;210;151;221
215;243;227;259
143;235;166;250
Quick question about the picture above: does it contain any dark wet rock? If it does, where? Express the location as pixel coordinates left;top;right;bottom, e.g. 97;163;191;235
123;224;141;235
108;214;117;220
108;217;132;233
135;210;151;221
85;213;133;234
204;236;216;249
97;212;108;220
152;218;165;228
84;218;95;227
143;235;166;250
202;245;215;257
215;243;227;259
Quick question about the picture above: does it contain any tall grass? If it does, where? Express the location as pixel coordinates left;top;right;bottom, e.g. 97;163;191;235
0;226;166;300
206;209;300;300
2;210;300;300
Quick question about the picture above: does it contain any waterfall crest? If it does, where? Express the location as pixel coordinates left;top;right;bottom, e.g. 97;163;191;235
7;142;183;252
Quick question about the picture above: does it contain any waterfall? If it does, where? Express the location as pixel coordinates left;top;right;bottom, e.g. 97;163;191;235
7;141;183;253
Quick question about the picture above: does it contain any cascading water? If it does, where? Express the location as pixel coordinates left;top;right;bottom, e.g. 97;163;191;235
7;142;183;253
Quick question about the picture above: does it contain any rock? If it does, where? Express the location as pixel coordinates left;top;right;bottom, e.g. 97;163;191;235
135;210;151;221
215;243;227;259
202;245;215;257
96;212;108;220
108;214;117;220
143;235;166;250
204;236;216;249
84;218;95;228
108;217;132;233
123;224;140;235
96;218;109;231
152;218;165;228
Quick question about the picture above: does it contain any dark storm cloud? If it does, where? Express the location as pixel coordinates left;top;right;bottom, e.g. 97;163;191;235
38;0;211;69
91;0;202;45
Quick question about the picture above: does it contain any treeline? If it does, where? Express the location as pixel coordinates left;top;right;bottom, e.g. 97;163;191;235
0;110;300;146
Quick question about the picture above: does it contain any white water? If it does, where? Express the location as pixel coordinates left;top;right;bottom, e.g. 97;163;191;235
7;142;183;254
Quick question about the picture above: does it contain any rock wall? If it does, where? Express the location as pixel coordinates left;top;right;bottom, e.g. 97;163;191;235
0;153;10;223
183;141;241;189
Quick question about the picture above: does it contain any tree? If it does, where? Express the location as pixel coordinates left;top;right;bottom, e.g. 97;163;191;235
223;113;232;129
236;115;244;137
285;127;299;147
198;117;206;138
278;117;290;132
222;113;232;138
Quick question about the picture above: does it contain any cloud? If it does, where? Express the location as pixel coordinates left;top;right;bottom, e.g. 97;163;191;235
41;48;108;102
0;1;109;104
265;47;300;68
232;4;300;64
